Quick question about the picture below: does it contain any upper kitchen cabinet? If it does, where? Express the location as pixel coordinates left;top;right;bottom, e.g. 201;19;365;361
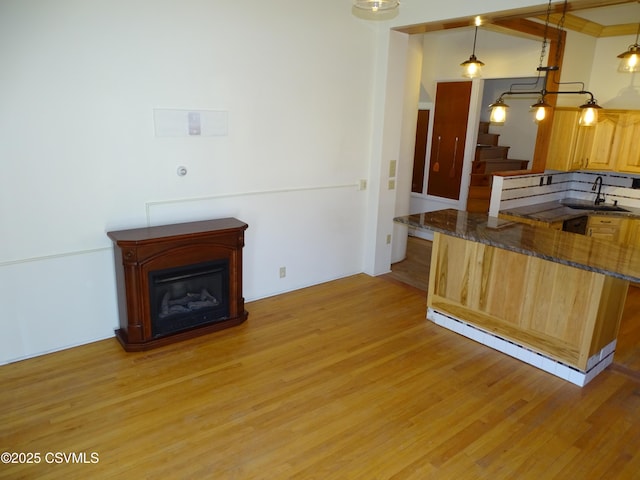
578;111;619;171
613;112;640;174
546;108;626;172
546;108;582;171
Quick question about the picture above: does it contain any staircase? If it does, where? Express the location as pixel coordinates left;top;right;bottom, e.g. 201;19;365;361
467;122;529;213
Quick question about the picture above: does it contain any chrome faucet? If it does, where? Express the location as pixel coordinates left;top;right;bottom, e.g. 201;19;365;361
592;176;605;205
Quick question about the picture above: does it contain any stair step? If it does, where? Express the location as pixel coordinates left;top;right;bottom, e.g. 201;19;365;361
470;173;492;187
475;145;510;161
472;158;529;174
477;132;499;146
467;196;490;213
468;185;492;200
479;121;491;134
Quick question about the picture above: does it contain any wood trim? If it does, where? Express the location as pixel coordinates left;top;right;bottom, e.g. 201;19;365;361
393;0;638;35
541;13;640;37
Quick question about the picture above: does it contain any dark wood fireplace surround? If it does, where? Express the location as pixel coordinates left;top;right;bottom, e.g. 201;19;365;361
107;218;248;351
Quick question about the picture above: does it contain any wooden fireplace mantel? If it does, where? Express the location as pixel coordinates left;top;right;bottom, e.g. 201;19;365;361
107;218;248;351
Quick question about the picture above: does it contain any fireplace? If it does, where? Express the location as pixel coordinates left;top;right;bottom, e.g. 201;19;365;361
107;218;248;351
149;259;229;337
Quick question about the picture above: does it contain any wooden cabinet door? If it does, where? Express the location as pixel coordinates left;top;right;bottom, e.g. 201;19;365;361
587;215;624;243
614;112;640;174
623;218;640;247
546;108;581;171
426;81;471;200
583;113;619;171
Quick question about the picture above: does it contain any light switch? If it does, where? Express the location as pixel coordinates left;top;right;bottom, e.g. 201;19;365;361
389;160;397;178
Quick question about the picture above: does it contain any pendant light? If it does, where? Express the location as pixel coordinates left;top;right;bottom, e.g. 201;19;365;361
530;97;552;124
488;98;508;125
578;99;602;126
353;0;399;12
461;21;485;79
487;0;601;127
617;24;640;73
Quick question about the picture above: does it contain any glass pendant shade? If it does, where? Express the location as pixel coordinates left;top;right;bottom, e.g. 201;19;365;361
353;0;399;11
461;55;484;78
617;44;640;73
530;98;551;124
488;99;508;125
578;100;601;127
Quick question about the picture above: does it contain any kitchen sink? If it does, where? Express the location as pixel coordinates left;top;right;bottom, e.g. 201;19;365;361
561;201;628;212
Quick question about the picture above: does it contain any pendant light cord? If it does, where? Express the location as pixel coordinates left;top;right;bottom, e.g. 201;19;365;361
472;26;478;56
553;0;567;68
538;0;552;70
549;0;586;91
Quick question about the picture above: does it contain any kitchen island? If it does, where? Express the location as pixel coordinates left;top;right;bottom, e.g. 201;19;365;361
395;209;640;386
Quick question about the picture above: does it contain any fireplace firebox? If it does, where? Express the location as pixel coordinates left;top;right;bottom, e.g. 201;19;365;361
149;259;229;337
107;218;248;351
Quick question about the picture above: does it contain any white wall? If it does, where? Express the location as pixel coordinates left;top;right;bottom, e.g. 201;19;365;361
0;0;574;363
0;0;378;363
481;77;539;162
588;33;640;109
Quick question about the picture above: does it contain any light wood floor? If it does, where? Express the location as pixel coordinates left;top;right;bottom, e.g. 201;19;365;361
2;266;640;478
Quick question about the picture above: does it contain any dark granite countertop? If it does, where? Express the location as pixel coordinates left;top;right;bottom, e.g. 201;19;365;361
500;199;640;224
394;209;640;283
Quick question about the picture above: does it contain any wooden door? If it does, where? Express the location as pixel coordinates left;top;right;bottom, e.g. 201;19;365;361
427;81;472;199
412;109;430;193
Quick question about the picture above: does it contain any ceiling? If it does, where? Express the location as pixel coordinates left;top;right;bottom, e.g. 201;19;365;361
396;1;639;37
542;2;640;37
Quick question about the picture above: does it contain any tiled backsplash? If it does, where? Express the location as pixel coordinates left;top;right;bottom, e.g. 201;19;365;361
491;170;640;214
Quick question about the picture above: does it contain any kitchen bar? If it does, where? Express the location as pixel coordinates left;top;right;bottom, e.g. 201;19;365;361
395;209;640;386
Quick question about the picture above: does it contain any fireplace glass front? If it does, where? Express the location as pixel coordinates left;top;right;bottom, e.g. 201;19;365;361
149;259;229;338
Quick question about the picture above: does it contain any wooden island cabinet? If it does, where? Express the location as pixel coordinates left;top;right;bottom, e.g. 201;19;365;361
395;210;640;386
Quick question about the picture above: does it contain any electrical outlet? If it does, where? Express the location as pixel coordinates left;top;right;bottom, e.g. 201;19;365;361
386;234;392;245
359;179;367;190
279;267;286;278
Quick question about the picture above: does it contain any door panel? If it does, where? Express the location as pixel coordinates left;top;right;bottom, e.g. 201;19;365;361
427;81;472;200
412;109;430;193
